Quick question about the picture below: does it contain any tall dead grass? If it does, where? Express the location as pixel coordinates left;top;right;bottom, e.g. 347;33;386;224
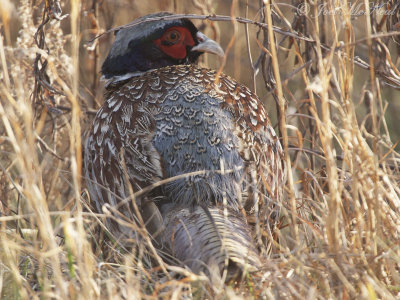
1;0;400;298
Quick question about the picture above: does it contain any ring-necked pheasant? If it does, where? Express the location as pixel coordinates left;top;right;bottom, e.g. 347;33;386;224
84;12;285;277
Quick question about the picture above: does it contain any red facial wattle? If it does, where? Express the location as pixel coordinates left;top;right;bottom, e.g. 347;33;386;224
154;26;195;60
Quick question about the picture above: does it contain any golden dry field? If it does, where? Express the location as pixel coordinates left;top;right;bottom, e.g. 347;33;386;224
1;0;400;298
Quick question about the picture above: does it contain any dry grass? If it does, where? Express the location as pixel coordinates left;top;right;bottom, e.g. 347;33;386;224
1;0;400;298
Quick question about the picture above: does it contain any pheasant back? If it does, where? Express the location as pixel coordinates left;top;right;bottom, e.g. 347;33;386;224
84;13;286;277
85;65;284;232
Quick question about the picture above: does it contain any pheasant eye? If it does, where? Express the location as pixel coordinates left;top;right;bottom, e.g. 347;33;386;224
165;30;181;43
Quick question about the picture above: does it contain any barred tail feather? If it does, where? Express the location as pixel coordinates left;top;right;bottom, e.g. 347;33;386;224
160;204;261;277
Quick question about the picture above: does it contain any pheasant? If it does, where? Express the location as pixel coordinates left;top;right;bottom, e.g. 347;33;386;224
84;12;285;277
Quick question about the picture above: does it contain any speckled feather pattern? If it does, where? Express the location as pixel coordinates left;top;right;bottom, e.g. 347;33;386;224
84;64;285;271
86;65;284;211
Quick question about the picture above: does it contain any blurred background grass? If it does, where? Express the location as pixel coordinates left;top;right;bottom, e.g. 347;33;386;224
3;0;400;142
1;0;400;299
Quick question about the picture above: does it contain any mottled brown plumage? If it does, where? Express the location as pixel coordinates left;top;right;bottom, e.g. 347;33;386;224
84;12;285;277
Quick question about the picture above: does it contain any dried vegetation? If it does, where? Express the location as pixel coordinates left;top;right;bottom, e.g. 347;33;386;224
1;0;400;298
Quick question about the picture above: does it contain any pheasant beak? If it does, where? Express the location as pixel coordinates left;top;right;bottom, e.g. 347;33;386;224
191;32;224;58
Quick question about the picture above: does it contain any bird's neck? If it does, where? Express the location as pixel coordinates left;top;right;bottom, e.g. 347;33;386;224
102;69;153;88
